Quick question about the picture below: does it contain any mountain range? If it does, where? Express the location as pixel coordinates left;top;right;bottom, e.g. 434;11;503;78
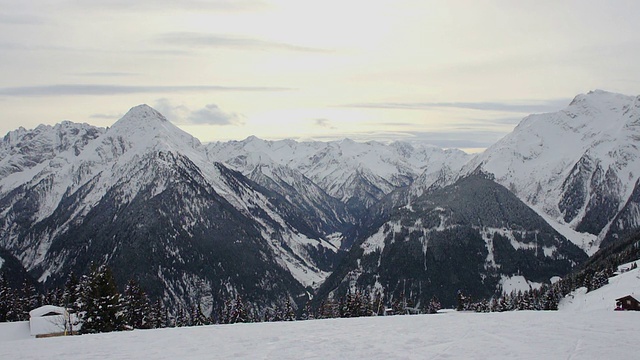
1;89;639;311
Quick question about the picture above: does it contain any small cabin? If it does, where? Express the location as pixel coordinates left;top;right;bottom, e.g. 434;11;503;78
615;295;640;311
29;305;72;337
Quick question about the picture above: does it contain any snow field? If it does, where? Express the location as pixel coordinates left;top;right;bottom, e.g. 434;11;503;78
559;260;640;312
1;309;638;359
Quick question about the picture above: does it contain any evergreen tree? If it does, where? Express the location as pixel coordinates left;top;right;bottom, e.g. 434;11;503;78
300;299;313;320
231;294;248;323
188;303;207;326
149;299;167;329
221;298;233;324
427;295;441;314
391;292;406;315
372;291;385;316
0;275;11;322
63;272;80;314
122;279;152;330
174;306;189;327
283;298;296;321
80;265;123;334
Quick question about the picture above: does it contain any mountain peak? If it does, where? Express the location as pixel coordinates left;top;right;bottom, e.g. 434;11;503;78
115;104;168;126
104;104;201;154
568;90;635;109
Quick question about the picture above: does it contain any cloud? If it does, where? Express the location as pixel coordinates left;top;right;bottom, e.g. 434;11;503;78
0;14;45;25
89;113;122;119
308;129;505;150
187;104;244;125
314;118;335;129
487;117;524;125
344;99;571;114
153;99;243;126
401;131;505;148
62;0;270;12
72;72;140;77
156;32;329;53
0;84;293;97
368;122;419;127
153;98;189;123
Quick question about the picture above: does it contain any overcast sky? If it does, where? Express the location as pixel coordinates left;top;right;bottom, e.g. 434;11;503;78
2;1;639;152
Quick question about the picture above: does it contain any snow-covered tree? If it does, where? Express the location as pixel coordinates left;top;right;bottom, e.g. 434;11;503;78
427;295;441;314
230;294;248;323
283;298;296;321
80;265;123;334
122;279;152;330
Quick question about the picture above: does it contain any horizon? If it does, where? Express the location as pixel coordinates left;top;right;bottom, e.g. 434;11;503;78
2;1;639;151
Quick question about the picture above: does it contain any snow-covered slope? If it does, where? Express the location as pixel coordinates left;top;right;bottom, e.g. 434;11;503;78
0;121;104;179
559;259;640;312
467;90;640;253
2;310;639;359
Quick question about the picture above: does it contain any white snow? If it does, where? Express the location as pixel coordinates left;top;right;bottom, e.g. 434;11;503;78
499;275;543;294
207;137;470;203
28;305;75;337
2;258;640;357
361;225;389;255
467;90;640;254
1;310;639;359
0;256;4;270
559;260;640;312
0;105;337;292
0;321;30;342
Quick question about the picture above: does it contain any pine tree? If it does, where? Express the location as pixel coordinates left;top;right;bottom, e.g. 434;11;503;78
221;298;233;324
427;295;441;314
63;273;80;313
122;279;152;330
231;294;248;323
283;298;296;321
300;299;313;320
392;292;406;315
372;291;385;316
149;299;167;329
0;275;10;322
19;281;39;320
80;265;123;334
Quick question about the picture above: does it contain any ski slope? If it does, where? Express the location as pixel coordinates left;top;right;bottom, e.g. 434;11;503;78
559;260;640;312
1;309;638;359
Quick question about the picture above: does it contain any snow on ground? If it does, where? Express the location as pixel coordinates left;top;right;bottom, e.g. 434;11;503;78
559;260;640;312
3;259;639;359
0;321;30;342
499;275;543;293
1;310;639;359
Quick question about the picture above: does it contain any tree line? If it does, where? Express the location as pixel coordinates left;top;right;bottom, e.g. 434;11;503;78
1;265;445;335
458;232;640;313
3;231;638;334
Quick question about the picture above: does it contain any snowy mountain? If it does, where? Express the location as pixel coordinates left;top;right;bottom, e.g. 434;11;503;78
0;121;104;179
0;105;340;313
3;91;640;316
466;90;640;254
207;137;470;220
0;247;38;290
315;173;587;307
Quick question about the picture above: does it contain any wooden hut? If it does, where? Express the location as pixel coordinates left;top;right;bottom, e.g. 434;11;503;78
615;295;640;311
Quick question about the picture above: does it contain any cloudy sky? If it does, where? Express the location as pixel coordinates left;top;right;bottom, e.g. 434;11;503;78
2;1;639;152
